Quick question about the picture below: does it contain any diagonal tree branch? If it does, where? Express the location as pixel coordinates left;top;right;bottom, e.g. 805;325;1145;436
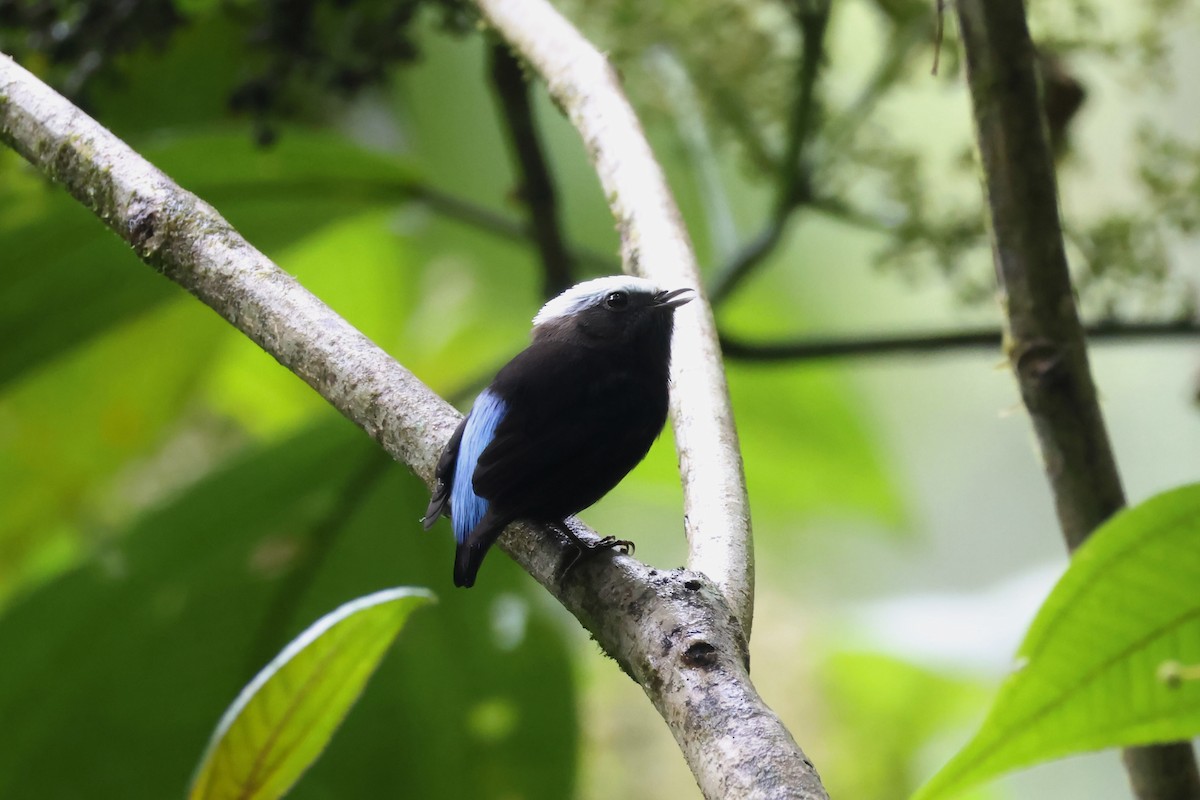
953;3;1200;798
472;0;757;640
0;52;826;800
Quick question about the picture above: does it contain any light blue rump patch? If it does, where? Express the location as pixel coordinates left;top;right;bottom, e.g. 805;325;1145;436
450;389;507;544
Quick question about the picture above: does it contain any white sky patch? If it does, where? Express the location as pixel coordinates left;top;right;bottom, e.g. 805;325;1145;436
844;562;1065;674
533;275;664;326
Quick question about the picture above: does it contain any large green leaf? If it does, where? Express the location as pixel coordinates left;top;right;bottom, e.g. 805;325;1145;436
0;420;578;799
190;587;435;800
0;195;174;387
914;483;1200;800
0;201;428;604
0;8;432;390
0;129;416;390
0;299;228;605
143;129;415;206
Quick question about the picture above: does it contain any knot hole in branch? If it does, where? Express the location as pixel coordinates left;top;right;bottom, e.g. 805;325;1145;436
127;200;163;257
682;641;718;670
1013;338;1072;405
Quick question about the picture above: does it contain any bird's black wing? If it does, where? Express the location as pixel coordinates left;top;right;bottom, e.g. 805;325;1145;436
471;340;667;522
422;415;467;529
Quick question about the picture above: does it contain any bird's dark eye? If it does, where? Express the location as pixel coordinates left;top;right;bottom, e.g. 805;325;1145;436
604;291;629;310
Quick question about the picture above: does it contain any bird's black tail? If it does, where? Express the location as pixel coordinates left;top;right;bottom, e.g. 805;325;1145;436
453;521;508;588
453;542;483;588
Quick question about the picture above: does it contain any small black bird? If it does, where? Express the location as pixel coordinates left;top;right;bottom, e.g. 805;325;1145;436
423;275;693;587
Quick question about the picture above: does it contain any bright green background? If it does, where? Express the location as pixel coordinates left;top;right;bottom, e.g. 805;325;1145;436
1;3;1198;799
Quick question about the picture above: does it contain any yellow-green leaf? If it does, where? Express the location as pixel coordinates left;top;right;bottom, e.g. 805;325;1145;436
915;483;1200;800
189;587;435;800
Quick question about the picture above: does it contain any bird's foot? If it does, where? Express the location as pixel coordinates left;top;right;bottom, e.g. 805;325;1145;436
552;524;636;580
591;535;635;555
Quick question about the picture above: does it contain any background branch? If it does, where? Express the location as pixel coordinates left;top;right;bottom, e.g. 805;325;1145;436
953;3;1200;797
473;0;758;642
221;174;615;270
720;320;1200;363
487;40;575;298
0;51;826;800
708;0;830;306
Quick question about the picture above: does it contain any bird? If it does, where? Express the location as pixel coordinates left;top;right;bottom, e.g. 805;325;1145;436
422;275;694;587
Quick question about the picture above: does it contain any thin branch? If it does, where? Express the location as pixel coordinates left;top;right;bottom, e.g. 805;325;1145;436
706;80;778;175
474;0;758;640
708;0;830;305
932;0;946;76
807;194;897;233
404;182;619;270
707;9;931;309
953;3;1200;798
487;40;575;298
710;224;786;304
0;50;824;800
720;320;1200;363
193;174;616;271
776;1;829;216
407;180;562;253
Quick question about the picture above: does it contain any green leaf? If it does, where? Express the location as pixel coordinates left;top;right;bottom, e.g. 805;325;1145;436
189;587;435;800
0;421;579;799
0;299;228;606
914;483;1200;800
0;196;175;388
0;129;415;390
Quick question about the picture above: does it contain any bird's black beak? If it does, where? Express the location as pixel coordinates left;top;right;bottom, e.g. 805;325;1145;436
653;287;695;309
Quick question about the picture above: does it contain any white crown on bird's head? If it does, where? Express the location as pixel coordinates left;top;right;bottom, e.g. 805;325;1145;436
533;276;666;327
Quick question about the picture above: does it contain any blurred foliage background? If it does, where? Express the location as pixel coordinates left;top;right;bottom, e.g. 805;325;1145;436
0;0;1197;798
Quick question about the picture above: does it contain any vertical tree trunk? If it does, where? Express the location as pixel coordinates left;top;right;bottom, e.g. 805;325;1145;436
953;2;1200;798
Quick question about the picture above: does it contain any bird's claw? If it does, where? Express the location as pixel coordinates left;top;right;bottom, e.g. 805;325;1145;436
555;533;637;581
592;535;635;555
